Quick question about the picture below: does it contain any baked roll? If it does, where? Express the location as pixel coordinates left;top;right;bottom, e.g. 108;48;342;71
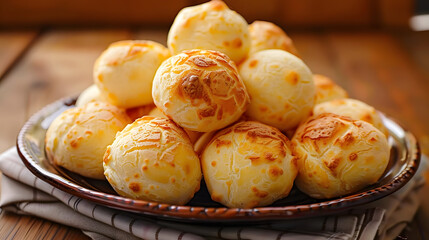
193;130;216;154
94;40;170;108
45;102;131;179
239;49;315;131
167;0;250;63
152;49;250;132
148;106;166;118
313;74;348;104
248;21;299;56
201;121;298;208
76;84;106;107
313;98;388;137
103;117;202;205
125;103;155;122
292;113;390;199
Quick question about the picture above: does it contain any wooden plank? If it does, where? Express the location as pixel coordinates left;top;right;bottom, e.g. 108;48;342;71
280;0;374;28
396;30;429;157
191;0;283;23
377;0;414;28
0;29;132;152
0;212;89;240
396;31;429;84
0;0;415;28
0;0;188;27
0;212;22;239
227;0;282;23
0;31;38;80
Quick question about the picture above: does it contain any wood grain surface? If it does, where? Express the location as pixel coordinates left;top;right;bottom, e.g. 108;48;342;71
0;31;38;80
0;29;428;239
0;212;89;240
0;0;413;28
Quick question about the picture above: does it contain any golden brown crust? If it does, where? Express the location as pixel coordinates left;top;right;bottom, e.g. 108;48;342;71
126;103;156;121
167;1;250;63
94;40;170;108
103;40;167;66
153;49;250;132
45;102;131;180
137;116;191;144
313;74;348;104
248;21;299;56
239;49;315;131
201;121;298;208
103;116;201;205
299;113;349;142
292;113;390;199
313;98;389;137
174;51;246;106
208;0;227;11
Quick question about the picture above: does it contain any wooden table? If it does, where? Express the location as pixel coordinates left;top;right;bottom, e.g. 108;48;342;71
0;28;428;239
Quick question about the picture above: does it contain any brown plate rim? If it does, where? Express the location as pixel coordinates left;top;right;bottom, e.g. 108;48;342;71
16;97;421;222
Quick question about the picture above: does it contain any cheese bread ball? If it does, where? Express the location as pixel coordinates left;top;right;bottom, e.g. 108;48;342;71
148;106;167;118
94;40;170;108
45;102;131;179
293;113;390;199
147;107;202;144
193;130;216;154
239;49;315;131
201;121;298;208
76;84;106;107
103;117;202;205
152;49;250;132
313;98;388;137
248;21;299;56
194;114;249;154
313;74;348;104
125;103;155;121
167;0;250;63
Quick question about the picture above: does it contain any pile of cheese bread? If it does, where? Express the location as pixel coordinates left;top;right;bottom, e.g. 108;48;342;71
45;0;390;208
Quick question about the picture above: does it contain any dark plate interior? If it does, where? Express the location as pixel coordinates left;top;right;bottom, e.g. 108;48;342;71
17;97;420;223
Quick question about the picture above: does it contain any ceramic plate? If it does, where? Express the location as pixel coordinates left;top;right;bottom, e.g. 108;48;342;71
17;97;420;222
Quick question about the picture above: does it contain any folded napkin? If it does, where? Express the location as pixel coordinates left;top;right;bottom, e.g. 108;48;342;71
0;147;426;240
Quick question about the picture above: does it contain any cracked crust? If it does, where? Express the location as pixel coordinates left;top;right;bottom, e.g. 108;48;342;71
201;121;298;208
292;113;390;199
103;116;201;205
152;49;250;132
45;102;131;179
313;98;389;137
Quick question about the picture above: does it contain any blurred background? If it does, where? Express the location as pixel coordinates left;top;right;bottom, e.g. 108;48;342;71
0;0;427;29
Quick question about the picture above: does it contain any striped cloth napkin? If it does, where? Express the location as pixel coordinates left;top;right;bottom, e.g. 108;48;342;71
0;147;426;240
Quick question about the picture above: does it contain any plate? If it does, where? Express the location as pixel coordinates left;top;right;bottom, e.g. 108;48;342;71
17;97;420;223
